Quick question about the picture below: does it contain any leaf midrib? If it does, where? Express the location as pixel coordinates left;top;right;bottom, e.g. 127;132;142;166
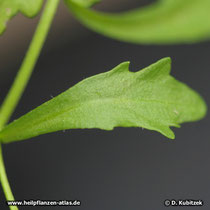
6;96;186;134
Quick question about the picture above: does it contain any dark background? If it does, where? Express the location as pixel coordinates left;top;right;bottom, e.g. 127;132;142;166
0;0;209;209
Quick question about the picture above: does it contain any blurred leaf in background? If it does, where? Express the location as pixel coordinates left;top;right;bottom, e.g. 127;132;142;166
0;0;43;34
65;0;210;44
70;0;100;8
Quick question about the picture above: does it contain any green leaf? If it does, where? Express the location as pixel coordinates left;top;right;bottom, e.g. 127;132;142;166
0;58;207;143
0;0;43;34
69;0;100;8
65;0;210;44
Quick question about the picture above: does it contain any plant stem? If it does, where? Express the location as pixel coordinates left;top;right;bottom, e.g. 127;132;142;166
0;0;59;209
0;145;17;210
0;0;60;128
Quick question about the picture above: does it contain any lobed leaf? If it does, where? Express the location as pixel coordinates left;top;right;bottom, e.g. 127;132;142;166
65;0;210;44
0;58;207;143
0;0;43;34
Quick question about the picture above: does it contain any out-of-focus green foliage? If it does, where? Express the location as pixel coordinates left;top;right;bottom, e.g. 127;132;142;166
65;0;210;44
0;0;43;34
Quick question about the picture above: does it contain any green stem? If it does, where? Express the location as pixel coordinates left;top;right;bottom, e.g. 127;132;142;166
0;0;59;209
0;0;60;128
0;145;17;210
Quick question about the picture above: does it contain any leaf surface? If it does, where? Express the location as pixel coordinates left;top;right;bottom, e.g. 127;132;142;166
65;0;210;44
0;0;43;34
0;58;207;143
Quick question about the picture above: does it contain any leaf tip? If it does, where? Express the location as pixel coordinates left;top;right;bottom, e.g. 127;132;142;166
111;61;130;74
168;133;175;140
158;57;172;67
120;61;130;68
196;95;208;121
158;125;175;140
